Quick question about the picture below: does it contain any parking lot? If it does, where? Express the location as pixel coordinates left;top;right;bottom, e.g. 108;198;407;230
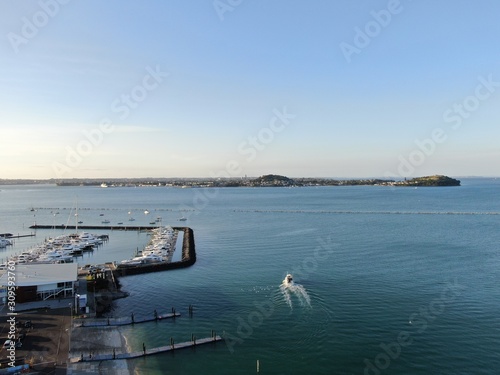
0;306;71;374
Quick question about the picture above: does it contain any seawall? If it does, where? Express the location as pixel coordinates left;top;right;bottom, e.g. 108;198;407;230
112;227;196;277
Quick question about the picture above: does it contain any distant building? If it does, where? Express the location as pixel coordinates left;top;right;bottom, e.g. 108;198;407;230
0;263;78;304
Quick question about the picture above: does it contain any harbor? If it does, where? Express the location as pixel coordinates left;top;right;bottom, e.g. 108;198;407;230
0;223;217;374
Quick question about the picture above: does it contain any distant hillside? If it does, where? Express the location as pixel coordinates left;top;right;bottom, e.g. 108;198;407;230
250;174;295;187
393;175;460;187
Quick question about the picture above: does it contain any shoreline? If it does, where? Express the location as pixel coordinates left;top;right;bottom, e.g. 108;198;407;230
68;324;132;374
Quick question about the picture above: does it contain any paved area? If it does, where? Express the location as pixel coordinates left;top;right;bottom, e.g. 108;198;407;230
0;305;72;374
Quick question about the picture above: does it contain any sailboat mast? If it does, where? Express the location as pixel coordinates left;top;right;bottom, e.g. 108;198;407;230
75;197;78;233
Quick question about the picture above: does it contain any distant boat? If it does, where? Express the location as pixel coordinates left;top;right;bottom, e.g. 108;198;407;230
101;219;110;224
117;222;123;225
144;210;150;215
100;183;108;188
283;273;293;286
179;216;187;221
0;239;12;248
128;217;135;221
78;221;83;224
99;213;104;216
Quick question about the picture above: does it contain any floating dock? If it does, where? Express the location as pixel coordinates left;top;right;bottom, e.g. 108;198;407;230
30;224;157;231
69;335;223;363
75;311;180;327
0;232;36;238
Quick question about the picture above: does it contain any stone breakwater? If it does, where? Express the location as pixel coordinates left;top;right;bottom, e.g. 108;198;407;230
112;227;196;277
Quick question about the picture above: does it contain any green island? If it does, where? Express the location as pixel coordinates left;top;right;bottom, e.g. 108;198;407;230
389;175;461;187
0;175;460;187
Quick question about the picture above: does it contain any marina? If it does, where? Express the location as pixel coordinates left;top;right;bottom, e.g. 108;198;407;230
0;230;108;268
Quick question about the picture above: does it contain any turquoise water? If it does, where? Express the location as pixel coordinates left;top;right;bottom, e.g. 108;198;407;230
1;179;500;374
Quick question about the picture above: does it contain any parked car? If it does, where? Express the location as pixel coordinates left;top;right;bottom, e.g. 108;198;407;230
3;339;22;348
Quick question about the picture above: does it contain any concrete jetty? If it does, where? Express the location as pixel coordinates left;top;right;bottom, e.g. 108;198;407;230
69;335;223;363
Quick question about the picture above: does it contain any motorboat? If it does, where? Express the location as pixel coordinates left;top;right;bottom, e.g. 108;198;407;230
120;257;145;266
0;238;12;247
284;273;293;285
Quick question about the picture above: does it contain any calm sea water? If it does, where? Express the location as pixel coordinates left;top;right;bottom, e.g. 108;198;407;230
1;179;500;374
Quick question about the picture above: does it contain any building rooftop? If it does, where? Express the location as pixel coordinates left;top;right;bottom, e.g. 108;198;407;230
0;263;78;287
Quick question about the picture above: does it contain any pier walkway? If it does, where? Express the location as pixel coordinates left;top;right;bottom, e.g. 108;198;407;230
69;335;223;363
74;311;180;327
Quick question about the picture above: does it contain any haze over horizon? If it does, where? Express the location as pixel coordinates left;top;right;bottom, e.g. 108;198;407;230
2;1;500;179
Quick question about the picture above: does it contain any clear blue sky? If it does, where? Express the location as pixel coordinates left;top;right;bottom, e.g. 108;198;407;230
1;0;499;179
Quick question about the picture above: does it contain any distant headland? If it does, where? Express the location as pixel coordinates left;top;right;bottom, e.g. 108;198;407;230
0;175;460;187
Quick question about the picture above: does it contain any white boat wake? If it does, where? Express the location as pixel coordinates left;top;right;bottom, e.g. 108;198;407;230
280;274;311;309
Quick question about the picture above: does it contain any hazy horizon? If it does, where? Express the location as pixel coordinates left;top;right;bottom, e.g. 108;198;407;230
1;174;498;182
2;1;500;179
